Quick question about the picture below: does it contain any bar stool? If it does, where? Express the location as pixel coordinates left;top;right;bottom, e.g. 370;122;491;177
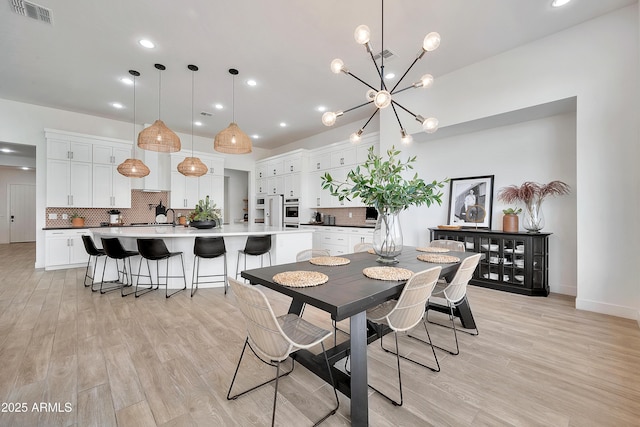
235;235;272;280
136;238;187;298
100;237;139;296
192;236;227;297
81;235;106;289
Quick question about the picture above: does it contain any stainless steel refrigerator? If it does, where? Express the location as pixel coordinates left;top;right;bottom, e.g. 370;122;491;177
264;194;284;227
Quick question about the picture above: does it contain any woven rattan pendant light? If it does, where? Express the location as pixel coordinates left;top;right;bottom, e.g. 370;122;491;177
178;65;207;177
138;64;181;152
117;70;150;178
214;68;252;154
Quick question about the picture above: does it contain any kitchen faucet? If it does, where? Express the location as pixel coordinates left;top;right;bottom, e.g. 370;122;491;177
166;208;176;227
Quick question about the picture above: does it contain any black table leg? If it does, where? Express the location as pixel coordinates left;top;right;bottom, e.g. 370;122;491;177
428;296;476;329
350;311;368;426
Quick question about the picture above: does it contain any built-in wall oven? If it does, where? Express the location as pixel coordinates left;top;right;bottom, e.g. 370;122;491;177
284;198;299;227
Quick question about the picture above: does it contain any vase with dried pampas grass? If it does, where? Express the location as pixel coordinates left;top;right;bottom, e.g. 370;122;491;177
498;181;570;232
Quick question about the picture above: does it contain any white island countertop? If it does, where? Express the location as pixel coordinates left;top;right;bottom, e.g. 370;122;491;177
90;224;311;238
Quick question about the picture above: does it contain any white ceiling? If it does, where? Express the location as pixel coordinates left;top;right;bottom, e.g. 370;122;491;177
0;0;635;151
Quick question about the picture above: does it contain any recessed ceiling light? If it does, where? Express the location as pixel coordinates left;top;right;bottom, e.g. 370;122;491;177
246;79;257;87
1;148;13;153
21;167;30;170
384;72;395;79
214;103;223;110
317;106;327;112
120;77;133;85
194;121;202;126
551;0;571;7
111;102;123;109
139;39;155;48
279;122;287;127
252;134;260;139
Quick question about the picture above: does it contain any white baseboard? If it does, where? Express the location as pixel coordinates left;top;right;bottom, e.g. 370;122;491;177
576;298;639;321
551;284;576;296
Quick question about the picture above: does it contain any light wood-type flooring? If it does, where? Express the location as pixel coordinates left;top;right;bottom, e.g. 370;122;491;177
1;242;639;426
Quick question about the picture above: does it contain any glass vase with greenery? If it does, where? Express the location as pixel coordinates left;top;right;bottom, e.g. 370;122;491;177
321;146;446;263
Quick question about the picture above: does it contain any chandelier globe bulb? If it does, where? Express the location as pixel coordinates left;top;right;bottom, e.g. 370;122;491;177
373;90;392;109
423;32;441;52
354;25;371;45
330;59;345;74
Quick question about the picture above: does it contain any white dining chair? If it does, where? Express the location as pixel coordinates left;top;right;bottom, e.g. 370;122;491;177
426;253;482;354
295;248;330;262
430;239;465;252
366;266;442;406
226;278;339;427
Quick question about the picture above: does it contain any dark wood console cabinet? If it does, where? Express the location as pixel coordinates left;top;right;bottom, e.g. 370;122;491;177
429;228;551;296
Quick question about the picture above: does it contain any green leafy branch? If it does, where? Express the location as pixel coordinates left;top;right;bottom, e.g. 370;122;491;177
321;146;447;212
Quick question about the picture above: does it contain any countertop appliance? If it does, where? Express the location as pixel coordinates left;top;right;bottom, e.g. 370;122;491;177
284;197;299;227
365;206;379;224
108;209;121;225
264;194;283;227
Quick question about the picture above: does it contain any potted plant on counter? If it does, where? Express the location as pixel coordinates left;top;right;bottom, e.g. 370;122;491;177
498;181;570;232
70;213;85;227
321;146;446;264
188;196;222;229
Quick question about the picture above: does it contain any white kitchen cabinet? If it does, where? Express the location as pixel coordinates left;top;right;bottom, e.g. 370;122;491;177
45;229;90;269
200;174;224;209
283;173;301;198
93;144;130;165
256;163;267;179
47;159;92;207
266;176;284;195
256;178;267;194
92;144;132;208
309;171;332;208
330;148;356;168
92;163;131;208
349;228;374;250
283;156;302;174
171;171;200;209
310;153;331;171
47;139;92;163
267;159;284;176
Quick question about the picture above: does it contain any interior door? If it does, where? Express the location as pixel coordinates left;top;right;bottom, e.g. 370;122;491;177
10;184;36;242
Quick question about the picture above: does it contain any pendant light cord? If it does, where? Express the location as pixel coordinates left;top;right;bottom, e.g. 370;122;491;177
381;0;384;90
232;73;236;123
191;68;195;156
132;73;137;157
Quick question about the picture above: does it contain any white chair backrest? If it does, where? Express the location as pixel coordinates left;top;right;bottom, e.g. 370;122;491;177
353;242;373;253
296;249;330;262
430;239;465;252
229;278;292;362
386;266;442;332
443;253;481;304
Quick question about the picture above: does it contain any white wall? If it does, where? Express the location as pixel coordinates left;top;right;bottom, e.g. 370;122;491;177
380;5;639;319
0;167;36;244
400;113;577;295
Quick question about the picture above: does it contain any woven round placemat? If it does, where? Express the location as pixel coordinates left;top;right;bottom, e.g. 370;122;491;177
362;266;413;281
417;254;461;264
416;247;450;253
273;271;329;288
309;256;351;266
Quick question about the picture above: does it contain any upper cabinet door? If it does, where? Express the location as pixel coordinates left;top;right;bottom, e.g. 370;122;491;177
330;147;356;168
283;156;302;174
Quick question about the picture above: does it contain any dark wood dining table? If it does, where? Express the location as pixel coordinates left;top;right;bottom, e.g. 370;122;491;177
241;247;479;427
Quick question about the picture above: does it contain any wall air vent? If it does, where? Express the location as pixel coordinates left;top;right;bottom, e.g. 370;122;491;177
10;0;53;24
372;49;396;63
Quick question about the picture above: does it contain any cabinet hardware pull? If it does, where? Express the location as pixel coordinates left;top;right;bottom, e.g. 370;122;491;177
290;165;293;171
340;157;344;165
316;198;320;206
316;163;320;169
70;151;74;160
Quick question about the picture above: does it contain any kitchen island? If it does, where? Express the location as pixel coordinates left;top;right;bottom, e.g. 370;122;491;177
90;224;313;289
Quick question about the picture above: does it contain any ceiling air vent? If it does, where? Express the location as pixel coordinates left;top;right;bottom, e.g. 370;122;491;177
372;49;396;63
10;0;53;24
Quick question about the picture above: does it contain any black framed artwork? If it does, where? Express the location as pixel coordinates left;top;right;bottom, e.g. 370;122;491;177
447;175;494;228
